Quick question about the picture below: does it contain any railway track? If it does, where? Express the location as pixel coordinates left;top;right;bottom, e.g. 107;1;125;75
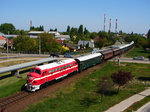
0;91;31;110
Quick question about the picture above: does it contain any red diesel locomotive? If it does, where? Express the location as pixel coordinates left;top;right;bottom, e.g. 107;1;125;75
26;59;78;91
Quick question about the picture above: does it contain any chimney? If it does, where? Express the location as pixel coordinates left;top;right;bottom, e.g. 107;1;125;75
104;14;106;31
115;19;118;33
109;18;112;32
30;20;32;27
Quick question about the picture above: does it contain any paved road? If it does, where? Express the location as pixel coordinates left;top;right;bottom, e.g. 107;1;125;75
110;58;150;64
137;101;150;112
105;88;150;112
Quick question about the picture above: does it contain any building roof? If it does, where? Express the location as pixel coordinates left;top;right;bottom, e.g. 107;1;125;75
0;36;6;40
28;31;60;36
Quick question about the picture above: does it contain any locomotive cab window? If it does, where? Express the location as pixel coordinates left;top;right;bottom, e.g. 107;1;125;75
30;68;35;73
35;69;41;75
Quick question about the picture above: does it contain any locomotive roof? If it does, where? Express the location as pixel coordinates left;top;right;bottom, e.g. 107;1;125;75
76;53;102;61
36;59;75;70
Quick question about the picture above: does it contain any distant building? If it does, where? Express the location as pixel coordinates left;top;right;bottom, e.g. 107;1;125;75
78;40;94;49
63;43;77;51
8;39;14;49
55;35;70;41
3;34;18;38
28;31;60;38
56;39;63;44
0;32;18;38
0;36;6;48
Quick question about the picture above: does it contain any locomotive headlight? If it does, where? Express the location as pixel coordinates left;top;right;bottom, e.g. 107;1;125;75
28;76;34;80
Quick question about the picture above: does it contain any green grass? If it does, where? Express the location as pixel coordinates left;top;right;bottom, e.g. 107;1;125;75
125;47;150;58
124;95;150;112
0;78;26;98
0;71;27;98
24;62;150;112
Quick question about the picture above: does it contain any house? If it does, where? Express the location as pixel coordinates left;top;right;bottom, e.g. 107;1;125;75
0;36;6;48
56;39;63;44
78;40;94;49
55;35;70;41
8;39;14;49
63;43;77;52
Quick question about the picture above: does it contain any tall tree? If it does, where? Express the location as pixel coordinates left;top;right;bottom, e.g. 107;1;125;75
0;23;15;34
78;25;83;35
66;25;70;34
84;27;89;35
147;29;150;38
54;28;57;31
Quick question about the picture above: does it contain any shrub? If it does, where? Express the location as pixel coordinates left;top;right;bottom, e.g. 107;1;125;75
111;70;133;93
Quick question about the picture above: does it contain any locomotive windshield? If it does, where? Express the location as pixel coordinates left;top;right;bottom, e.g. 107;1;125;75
35;69;41;75
30;68;41;75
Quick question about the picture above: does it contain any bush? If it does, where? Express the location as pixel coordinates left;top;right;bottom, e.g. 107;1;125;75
111;70;133;93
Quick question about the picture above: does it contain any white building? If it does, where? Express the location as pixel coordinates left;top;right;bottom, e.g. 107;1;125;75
55;35;70;41
28;31;60;38
0;36;6;48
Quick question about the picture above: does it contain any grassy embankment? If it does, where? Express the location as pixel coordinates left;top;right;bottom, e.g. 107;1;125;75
25;62;150;112
0;59;39;98
125;47;150;58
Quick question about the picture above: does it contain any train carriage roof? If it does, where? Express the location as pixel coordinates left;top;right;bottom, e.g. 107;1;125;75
75;53;102;62
36;59;75;70
101;49;113;54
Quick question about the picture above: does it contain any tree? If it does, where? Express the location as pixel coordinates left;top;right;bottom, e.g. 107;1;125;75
90;32;97;39
97;76;114;102
94;37;106;48
111;70;133;93
78;25;83;35
30;25;44;31
54;28;57;31
84;27;89;35
14;36;38;52
39;33;62;52
0;23;15;34
147;29;150;38
98;31;108;39
66;25;70;34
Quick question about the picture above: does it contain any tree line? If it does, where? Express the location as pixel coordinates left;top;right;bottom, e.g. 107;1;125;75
0;23;150;53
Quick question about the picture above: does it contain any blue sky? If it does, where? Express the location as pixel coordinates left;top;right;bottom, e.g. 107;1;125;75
0;0;150;34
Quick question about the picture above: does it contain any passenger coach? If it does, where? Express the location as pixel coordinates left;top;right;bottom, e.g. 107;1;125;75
75;53;103;72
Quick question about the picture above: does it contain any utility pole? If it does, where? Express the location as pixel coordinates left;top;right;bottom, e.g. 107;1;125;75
7;31;9;57
39;36;41;54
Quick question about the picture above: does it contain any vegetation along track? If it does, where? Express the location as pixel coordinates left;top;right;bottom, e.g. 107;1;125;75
0;62;106;112
0;91;31;111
